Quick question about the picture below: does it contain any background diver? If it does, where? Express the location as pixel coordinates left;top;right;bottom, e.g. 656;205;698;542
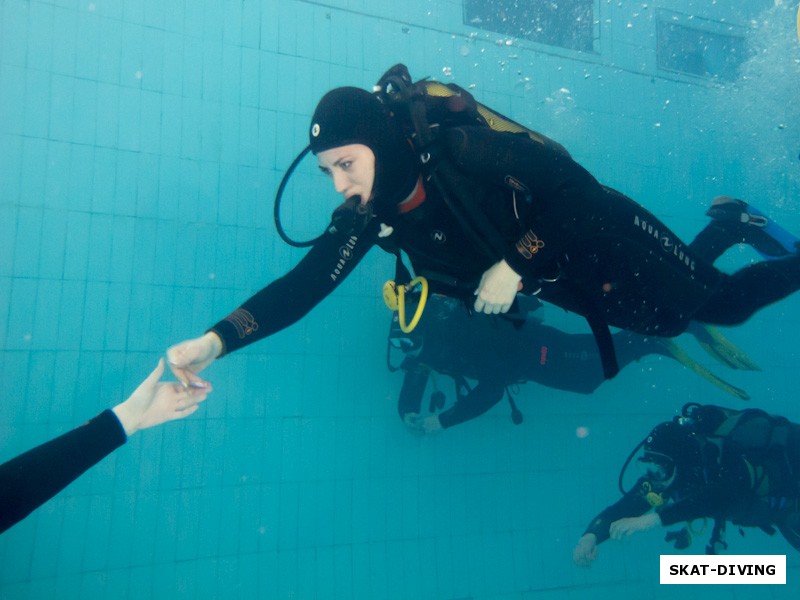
165;65;800;390
573;403;800;565
388;294;757;434
390;193;789;433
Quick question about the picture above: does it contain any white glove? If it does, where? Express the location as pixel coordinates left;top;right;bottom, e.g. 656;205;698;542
474;259;522;314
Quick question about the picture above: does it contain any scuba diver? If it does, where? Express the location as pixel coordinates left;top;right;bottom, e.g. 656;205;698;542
388;294;756;434
166;64;800;389
573;403;800;565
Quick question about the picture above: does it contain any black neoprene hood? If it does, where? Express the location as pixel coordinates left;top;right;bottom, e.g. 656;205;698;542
309;87;389;154
309;86;419;217
645;421;701;467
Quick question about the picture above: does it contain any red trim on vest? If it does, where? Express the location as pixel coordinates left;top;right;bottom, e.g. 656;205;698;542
397;177;426;214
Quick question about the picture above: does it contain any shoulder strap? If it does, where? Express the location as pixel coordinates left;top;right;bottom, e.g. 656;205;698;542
378;66;517;265
559;278;619;379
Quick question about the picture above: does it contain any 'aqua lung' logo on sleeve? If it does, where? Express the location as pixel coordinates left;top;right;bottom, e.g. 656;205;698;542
633;215;695;271
331;235;358;281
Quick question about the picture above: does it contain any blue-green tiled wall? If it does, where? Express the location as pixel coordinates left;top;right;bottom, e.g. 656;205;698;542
1;1;799;599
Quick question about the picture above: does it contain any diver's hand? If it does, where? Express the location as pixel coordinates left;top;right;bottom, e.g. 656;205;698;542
573;533;599;567
474;259;522;314
609;513;661;539
403;413;443;434
166;332;222;389
112;359;211;436
421;414;442;434
403;412;424;433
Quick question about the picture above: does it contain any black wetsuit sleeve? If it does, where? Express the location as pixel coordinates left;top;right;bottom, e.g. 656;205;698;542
209;224;377;356
438;380;505;429
0;410;126;534
443;126;600;277
655;473;744;527
583;479;653;543
655;493;722;527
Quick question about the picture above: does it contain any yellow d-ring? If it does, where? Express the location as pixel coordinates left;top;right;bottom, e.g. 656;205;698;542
383;276;429;333
397;276;428;333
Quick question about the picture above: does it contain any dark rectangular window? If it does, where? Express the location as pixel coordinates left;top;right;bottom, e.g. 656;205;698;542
656;12;748;81
464;0;595;52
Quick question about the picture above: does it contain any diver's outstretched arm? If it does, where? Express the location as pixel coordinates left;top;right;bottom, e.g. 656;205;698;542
609;512;662;539
574;516;660;565
397;363;430;421
437;380;506;429
168;224;378;387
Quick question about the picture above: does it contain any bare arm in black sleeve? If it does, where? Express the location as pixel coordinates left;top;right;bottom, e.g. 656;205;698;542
437;380;506;429
581;480;655;544
573;478;655;566
573;461;749;566
0;360;208;535
0;410;126;534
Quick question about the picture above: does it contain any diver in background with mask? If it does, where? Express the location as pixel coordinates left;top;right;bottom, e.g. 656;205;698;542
573;404;800;565
389;294;753;433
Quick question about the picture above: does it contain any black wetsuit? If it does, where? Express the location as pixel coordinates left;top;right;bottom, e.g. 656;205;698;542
393;295;672;429
583;410;800;551
0;410;126;534
210;127;800;357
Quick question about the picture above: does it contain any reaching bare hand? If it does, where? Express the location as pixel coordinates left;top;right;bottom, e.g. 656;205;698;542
112;359;211;436
573;533;599;567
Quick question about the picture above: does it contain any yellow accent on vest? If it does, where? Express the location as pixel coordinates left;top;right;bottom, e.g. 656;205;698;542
383;277;429;333
642;481;664;507
421;81;547;145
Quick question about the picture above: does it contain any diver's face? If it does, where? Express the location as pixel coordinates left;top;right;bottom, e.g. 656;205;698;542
317;144;376;206
639;452;677;491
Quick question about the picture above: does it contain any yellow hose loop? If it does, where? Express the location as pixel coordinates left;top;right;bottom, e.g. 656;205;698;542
397;276;428;333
